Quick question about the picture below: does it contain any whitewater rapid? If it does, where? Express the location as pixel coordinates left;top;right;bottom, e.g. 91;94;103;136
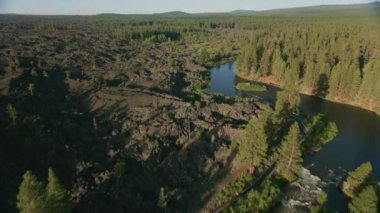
274;166;347;213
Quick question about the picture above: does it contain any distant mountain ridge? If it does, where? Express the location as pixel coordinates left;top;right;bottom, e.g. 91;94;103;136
229;10;256;15
145;1;378;16
152;11;191;17
255;1;380;16
1;2;379;17
124;1;380;17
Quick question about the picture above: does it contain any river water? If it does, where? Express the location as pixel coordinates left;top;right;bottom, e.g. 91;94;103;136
206;62;380;212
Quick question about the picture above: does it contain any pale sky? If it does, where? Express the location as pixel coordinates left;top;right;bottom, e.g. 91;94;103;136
0;0;373;15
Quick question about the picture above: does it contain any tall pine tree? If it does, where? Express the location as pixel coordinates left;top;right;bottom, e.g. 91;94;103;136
348;185;378;213
276;123;303;182
17;169;71;213
45;168;71;213
342;162;372;198
271;46;287;81
17;171;46;213
303;114;338;152
237;110;270;168
274;88;300;124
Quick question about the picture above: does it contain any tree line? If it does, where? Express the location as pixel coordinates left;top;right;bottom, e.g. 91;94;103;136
236;15;380;113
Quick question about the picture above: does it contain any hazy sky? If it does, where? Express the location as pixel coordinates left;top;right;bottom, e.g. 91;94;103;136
0;0;373;15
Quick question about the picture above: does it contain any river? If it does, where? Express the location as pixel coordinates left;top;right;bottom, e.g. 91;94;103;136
206;62;380;212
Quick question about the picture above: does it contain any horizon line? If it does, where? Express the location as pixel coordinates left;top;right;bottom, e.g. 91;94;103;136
0;1;378;16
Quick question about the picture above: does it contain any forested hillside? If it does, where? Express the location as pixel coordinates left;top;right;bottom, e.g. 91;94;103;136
236;7;380;113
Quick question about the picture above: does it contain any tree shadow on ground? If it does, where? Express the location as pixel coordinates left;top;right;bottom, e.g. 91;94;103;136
0;65;125;212
0;62;240;213
314;73;329;98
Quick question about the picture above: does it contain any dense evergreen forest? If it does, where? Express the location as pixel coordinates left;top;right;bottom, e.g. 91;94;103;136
0;2;379;213
236;7;380;113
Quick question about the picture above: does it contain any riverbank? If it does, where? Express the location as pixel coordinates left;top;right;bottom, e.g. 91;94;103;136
208;61;380;213
236;72;380;116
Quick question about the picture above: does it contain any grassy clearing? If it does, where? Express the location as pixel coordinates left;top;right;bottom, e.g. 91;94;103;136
235;82;267;92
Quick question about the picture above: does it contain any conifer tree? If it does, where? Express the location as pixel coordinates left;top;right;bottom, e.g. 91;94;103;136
329;64;342;97
246;47;258;74
17;171;46;213
310;191;328;213
45;168;71;213
304;114;338;152
6;103;17;124
348;185;377;213
304;59;318;89
358;61;380;108
342;162;372;198
237;110;270;167
276;123;303;182
197;48;210;65
271;47;286;81
17;169;71;213
348;67;361;99
274;88;300;124
258;46;274;76
28;83;35;96
157;187;167;209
